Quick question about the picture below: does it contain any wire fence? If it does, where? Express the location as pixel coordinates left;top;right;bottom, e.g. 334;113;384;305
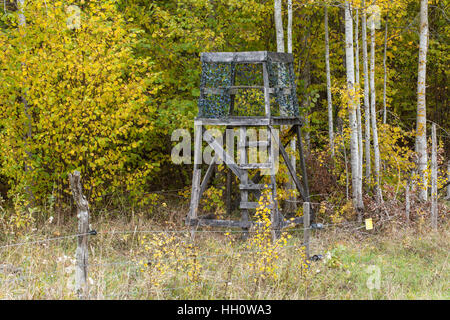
0;211;417;299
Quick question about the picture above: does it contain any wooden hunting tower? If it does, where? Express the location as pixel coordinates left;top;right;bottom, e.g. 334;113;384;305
187;51;312;238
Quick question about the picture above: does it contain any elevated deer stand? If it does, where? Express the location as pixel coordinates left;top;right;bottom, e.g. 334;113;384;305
186;52;312;239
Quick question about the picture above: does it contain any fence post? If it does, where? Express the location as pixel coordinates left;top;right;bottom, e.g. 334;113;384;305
303;202;310;260
69;171;89;300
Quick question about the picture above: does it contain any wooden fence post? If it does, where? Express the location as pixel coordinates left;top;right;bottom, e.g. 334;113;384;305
431;124;438;230
405;180;411;224
303;202;310;260
69;171;89;299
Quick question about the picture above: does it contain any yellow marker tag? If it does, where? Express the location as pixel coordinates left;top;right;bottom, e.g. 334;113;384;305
365;218;373;230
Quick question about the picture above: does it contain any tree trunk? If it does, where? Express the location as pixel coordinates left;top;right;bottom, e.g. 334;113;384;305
355;7;363;203
369;5;383;203
416;0;429;202
382;14;388;124
274;0;285;53
447;160;450;200
325;6;334;159
17;0;35;208
287;0;292;54
344;1;364;213
286;0;297;212
362;0;371;190
430;124;437;230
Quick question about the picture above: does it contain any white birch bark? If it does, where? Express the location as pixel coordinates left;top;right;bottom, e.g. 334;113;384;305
383;14;388;124
287;0;297;212
287;0;292;54
362;0;371;188
325;5;334;158
345;1;364;212
416;0;429;202
274;0;285;53
355;8;363;198
369;4;383;203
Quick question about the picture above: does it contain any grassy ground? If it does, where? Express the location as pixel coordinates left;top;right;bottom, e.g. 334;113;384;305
0;209;448;300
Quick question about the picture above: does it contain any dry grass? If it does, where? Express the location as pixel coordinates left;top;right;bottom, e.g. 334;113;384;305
0;205;448;300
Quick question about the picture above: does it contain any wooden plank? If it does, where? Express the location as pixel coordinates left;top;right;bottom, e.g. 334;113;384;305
226;168;232;216
194;116;302;127
239;163;272;170
239;127;250;238
201;51;293;64
201;51;268;63
188;124;203;236
196;117;271;127
239;183;273;190
240;201;274;209
246;140;269;148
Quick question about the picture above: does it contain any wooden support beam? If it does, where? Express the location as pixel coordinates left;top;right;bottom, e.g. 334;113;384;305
239;127;250;239
199;154;218;200
296;124;310;202
188;124;203;236
268;126;308;201
203;130;246;181
303;202;310;259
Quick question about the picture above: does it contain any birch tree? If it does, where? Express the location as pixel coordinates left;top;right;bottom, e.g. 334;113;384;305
354;7;363;198
382;13;388;124
274;0;285;53
361;0;371;188
344;1;364;212
325;5;334;158
369;2;383;203
416;0;429;202
287;0;297;211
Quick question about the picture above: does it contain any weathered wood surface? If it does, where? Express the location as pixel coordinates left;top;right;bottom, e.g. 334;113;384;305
303;202;310;259
194;117;302;127
239;183;273;190
69;171;89;300
238;163;272;170
239;127;250;238
188;124;203;236
203;130;247;181
199;154;217;200
200;51;294;63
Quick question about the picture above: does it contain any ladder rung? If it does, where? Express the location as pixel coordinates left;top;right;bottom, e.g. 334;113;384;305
238;163;272;169
239;184;273;190
246;141;269;148
240;202;274;209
